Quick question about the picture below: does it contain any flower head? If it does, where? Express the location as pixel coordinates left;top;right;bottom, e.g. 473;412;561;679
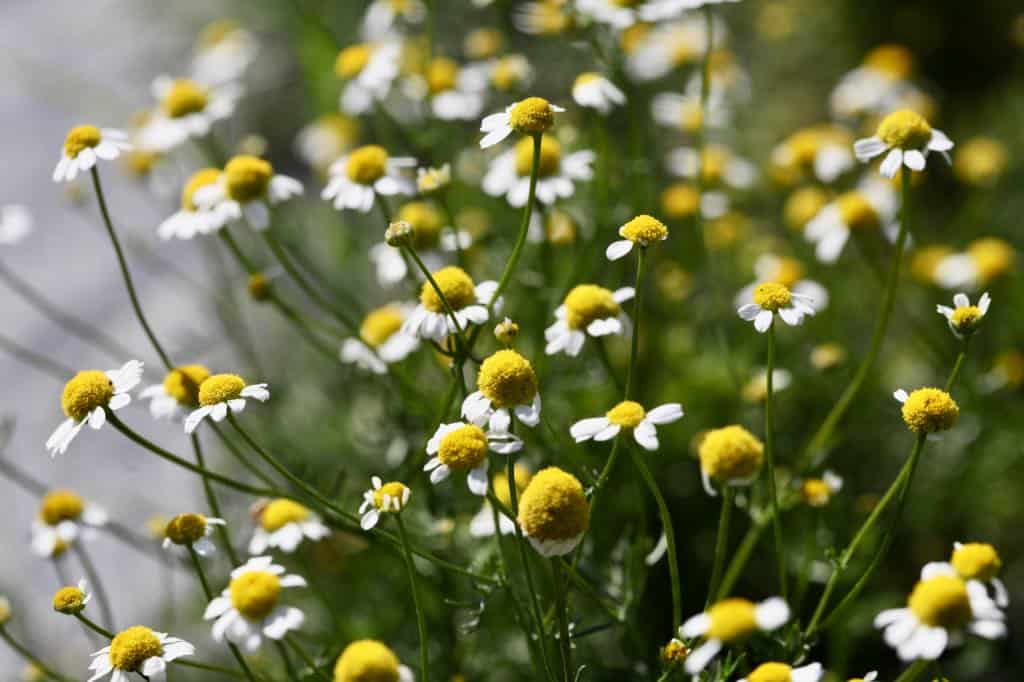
185;374;269;433
937;292;990;338
954;137;1009;187
572;401;684;451
52;580;91;615
88;626;194;681
342;304;420;374
894;388;959;433
139;364;212;420
136;76;240;152
950;541;1008;607
359;477;412;530
53;125;130;182
479;97;565;149
158;170;237;240
162;512;227;556
698;425;764;495
403;266;498;341
854;109;953;178
800;471;843;507
737;281;816;333
517;467;590;557
334;639;414;682
679;597;790;674
462;350;542;432
192;155;303;230
572;72;626;114
483;134;594;207
606;214;669;261
32;489;107;557
494;318;520;347
249;499;330;555
425;421;521;496
47;361;142;457
546;284;634;356
739;662;824;682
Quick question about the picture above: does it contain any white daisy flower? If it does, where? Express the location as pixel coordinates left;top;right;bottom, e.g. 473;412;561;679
893;387;959;437
52;579;92;615
161;513;227;557
679;596;790;674
666;144;757;192
46;360;143;457
190;21;258;86
513;3;572;35
829;45;917;119
335;42;402;114
875;562;1005;661
948;542;1009;608
341;304;421;374
737;282;816;333
461;349;541;432
606;214;670;261
741;368;792;404
625;17;710;83
295;114;361;173
469;464;532;538
412;57;488;121
571;72;626;115
738;662;823;682
483;134;593;207
204;556;307;652
416;163;452;195
249;499;330;555
479;97;564;149
157;169;238;240
184;373;269;434
799;470;844;507
362;0;425;40
424;421;522;496
571;401;683;451
193;155;303;231
517;467;590;557
576;0;640;29
0;204;32;245
136;77;241;152
359;477;412;530
772;125;855;184
936;292;990;339
322;145;416;213
804;182;898;263
138;365;213;421
31;490;107;558
735;254;829;313
402;266;499;341
640;0;741;22
482;54;535;93
545;284;634;357
87;626;194;682
854;109;953;178
652;90;730;135
53;126;130;183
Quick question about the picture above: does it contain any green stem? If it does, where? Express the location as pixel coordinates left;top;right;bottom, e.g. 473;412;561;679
945;337;970;391
208;422;279;488
489;133;542;310
74;613;115;639
594;339;624;394
404;245;467;350
0;627;75;682
73;543;114;631
630;447;682;627
552;559;573;682
191;434;239;565
707;486;734;606
716;518;764;601
275;639;300;681
894;660;930;682
89;167;172;370
285;635;331;682
174;659;251;679
624;247;645;399
395;514;430;682
764;324;787;598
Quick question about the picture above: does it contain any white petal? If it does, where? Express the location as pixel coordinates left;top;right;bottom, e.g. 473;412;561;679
684;639;722;674
755;597;790;630
879;149;903;178
754;310;774;333
605;240;634;261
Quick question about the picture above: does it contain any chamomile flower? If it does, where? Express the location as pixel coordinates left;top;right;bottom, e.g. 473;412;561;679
362;0;425;40
359;477;412;530
875;562;1005;661
52;580;91;615
954;137;1009;187
487;54;534;92
625;16;709;82
341;304;420;374
184;373;270;434
368;202;467;286
949;541;1009;607
190;20;257;86
469;464;532;537
514;2;573;36
606;214;669;261
517;467;590;557
0;204;32;245
139;364;211;421
545;284;634;356
136;76;240;152
666;144;757;192
830;44;916;119
697;425;764;496
403;266;499;341
741;368;792;403
46;361;143;457
295;114;361;173
157;169;236;240
739;662;824;682
854;109;954;178
335;42;402;114
87;626;194;681
193;155;303;230
53;126;130;183
322;145;416;213
462;349;542;431
577;0;640;29
416;164;452;195
31;490;107;558
800;470;843;507
804;184;898;263
571;401;684;451
893;387;959;434
936;292;991;339
424;422;522;496
934;238;1015;291
335;640;415;682
479;97;565;149
736;255;828;313
641;0;742;22
204;556;307;651
679;597;790;674
483;134;594;207
849;673;878;682
652;90;730;135
249;499;330;554
772;125;855;184
737;282;816;332
784;187;831;232
162;513;227;557
572;72;626;114
415;56;487;121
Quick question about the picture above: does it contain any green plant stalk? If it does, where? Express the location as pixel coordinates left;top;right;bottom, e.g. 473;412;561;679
594;339;624;394
894;660;930;682
275;639;300;682
630;447;682;627
552;559;573;682
945;336;970;391
395;514;430;682
489;133;542;311
73;543;114;631
624;247;645;399
191;433;240;565
764;324;787;598
0;627;74;682
706;486;735;606
73;613;114;639
285;635;331;682
404;245;467;352
716;518;764;601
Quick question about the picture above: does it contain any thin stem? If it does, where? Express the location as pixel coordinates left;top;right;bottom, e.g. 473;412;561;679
208;422;279;488
707;486;735;606
552;559;573;682
894;660;930;682
73;543;114;631
191;434;239;565
74;613;115;639
89;167;172;370
174;659;250;679
0;627;75;682
945;337;970;391
716;518;764;601
764;324;786;598
395;514;430;682
275;639;300;681
489;133;542;310
585;436;623;525
630;447;681;627
624;248;645;399
404;245;466;349
594;339;624;394
285;635;331;682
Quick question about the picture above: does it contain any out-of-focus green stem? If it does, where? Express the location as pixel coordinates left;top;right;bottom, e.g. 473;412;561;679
764;324;787;598
707;486;734;606
0;627;75;682
396;514;430;682
630;447;682;626
624;247;645;399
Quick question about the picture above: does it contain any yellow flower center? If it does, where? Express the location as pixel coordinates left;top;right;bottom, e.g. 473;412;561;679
163;79;209;119
492;56;527;91
373;482;410;511
661;184;700;220
163;364;212;408
63;125;102;158
61;370;113;422
877;109;933;150
900;387;959;433
747;662;793;682
438;424;489;470
465;28;504;60
509;97;556;135
108;626;163;671
699;146;729;184
968;238;1015;283
660;638;689;664
563;284;620;331
180;169;221;212
230;570;282;620
477;349;538;408
771;258;805;288
802;479;832;507
360;306;404;348
573;72;601;91
397;201;443;250
52;585;87;614
517;467;590;542
335;44;373;79
950;306;982;331
620;214;669;245
334;639;401;682
784;187;829;231
706;598;758;642
952;543;1002;581
547;210;576;245
699;426;765;482
864;44;914;80
198;373;246;406
515;134;561;178
909;575;972;628
606;401;646;428
165;513;208;545
492;465;532;509
836;192;880;231
261;499;312;532
752;282;792;311
955;137;1008;186
426;57;459;94
224;155;272;202
346;145;390;185
419;266;477;313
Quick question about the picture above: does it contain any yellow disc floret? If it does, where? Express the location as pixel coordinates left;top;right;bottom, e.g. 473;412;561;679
509;97;556;135
801;479;832;507
360;306;404;348
163;79;209;118
661;184;700;220
63;125;102;159
180;169;221;212
952;543;1002;581
660;638;689;664
335;44;373;79
397;201;443;250
334;639;401;682
900;387;959;433
476;350;538;408
864;44;915;80
784;187;829;231
425;57;459;94
606;401;646;429
706;598;758;642
517;467;590;542
165;513;208;545
699;426;765;483
346;145;390;185
108;626;163;671
163;364;212;408
752;282;792;311
40;490;85;525
230;571;282;620
954;137;1009;186
563;284;620;331
950;306;983;332
747;662;793;682
515;134;561;178
261;499;311;532
621;214;669;245
52;585;87;614
198;373;246;406
419;266;477;313
61;370;113;421
373;482;410;512
438;424;489;471
224;155;272;202
968;237;1015;284
877;109;933;150
836;192;880;231
908;575;972;628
